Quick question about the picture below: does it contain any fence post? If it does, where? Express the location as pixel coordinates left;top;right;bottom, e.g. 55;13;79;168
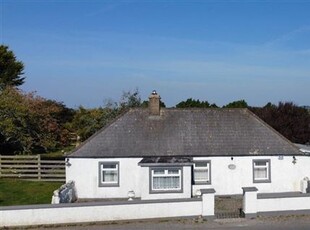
242;187;258;218
37;154;41;180
201;188;216;220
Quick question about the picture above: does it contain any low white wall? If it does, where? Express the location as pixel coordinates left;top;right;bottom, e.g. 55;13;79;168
201;189;215;216
242;187;310;217
257;196;310;213
0;198;207;227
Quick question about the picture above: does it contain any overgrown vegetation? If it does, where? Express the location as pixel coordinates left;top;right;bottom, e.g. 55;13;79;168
250;102;310;144
0;178;62;206
0;87;74;154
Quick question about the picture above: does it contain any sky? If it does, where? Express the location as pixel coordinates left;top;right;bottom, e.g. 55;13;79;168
1;0;310;108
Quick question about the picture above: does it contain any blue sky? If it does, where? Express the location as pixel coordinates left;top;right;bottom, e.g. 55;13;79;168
1;0;310;108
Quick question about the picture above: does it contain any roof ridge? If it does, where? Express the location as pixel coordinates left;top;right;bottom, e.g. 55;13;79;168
130;107;248;111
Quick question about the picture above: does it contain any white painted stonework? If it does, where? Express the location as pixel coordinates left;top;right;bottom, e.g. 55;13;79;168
242;187;310;216
66;155;310;200
66;158;142;199
257;196;310;212
192;156;310;195
0;199;207;227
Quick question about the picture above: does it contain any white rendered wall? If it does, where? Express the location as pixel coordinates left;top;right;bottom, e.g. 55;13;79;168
257;196;310;212
193;156;310;195
66;158;142;199
0;200;202;227
67;155;310;199
242;188;310;216
202;192;215;216
242;189;258;215
140;165;192;200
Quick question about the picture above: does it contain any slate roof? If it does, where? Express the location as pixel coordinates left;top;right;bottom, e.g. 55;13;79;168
69;108;301;158
295;144;310;154
139;157;193;165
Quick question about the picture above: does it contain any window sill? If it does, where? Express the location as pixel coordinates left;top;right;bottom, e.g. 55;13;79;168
150;189;183;194
99;183;120;187
194;181;211;185
253;180;271;184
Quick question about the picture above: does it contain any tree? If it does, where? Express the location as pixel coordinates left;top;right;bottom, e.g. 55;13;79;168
250;102;310;144
0;87;73;154
175;98;217;108
68;106;118;141
223;100;248;108
119;88;141;109
0;45;25;90
69;89;143;142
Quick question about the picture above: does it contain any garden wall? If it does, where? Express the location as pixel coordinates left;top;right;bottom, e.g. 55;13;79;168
242;187;310;217
0;189;215;228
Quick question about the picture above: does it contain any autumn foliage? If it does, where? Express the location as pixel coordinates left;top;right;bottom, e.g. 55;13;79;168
0;87;74;153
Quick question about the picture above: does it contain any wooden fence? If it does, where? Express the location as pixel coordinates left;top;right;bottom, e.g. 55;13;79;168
0;155;65;182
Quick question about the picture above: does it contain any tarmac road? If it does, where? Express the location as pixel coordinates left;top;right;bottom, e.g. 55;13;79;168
30;215;310;230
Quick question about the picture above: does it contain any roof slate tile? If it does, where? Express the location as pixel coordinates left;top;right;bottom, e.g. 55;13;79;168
69;108;301;158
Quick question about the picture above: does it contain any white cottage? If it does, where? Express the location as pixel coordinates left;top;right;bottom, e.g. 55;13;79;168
66;91;308;200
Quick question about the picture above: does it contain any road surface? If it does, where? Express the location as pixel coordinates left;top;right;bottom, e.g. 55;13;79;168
30;215;310;230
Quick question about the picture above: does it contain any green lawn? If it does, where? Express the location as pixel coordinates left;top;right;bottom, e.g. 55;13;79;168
0;178;63;206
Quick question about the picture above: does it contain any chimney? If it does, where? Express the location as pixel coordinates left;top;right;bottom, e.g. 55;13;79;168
149;90;161;116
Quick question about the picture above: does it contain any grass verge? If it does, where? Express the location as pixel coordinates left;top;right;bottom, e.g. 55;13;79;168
0;178;63;206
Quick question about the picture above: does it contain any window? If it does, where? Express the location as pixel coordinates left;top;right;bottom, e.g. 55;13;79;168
253;159;271;183
150;167;182;193
99;162;119;187
193;161;211;184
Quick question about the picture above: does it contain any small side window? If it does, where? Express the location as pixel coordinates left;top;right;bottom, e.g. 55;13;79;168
99;162;119;187
193;161;211;185
253;159;271;183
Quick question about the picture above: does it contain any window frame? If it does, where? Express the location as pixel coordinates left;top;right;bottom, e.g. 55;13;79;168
149;166;183;194
98;161;120;187
193;160;211;185
252;159;271;183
